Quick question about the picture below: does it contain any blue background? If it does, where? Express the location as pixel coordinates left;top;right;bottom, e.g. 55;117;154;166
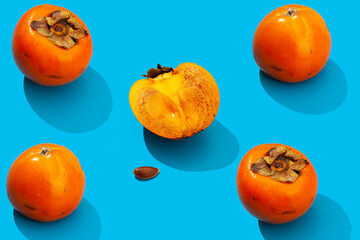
1;0;357;239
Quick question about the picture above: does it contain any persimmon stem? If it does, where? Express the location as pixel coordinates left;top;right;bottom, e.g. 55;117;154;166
50;23;68;36
270;159;288;173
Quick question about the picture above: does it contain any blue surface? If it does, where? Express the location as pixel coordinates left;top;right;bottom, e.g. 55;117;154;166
1;0;358;239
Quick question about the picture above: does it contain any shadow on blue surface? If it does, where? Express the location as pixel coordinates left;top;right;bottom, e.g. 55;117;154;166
259;194;351;240
260;59;347;114
14;198;101;240
144;120;239;171
24;67;113;133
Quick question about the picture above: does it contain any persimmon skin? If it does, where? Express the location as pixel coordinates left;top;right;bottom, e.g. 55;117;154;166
6;144;85;222
236;144;318;224
12;4;93;86
253;4;331;83
129;63;220;139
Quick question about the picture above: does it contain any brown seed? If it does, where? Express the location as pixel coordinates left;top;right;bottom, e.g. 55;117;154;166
133;167;159;179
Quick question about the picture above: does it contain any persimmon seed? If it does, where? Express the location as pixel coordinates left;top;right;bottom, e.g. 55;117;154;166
133;167;159;179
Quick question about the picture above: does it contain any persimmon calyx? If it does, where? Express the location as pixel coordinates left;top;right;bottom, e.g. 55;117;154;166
142;64;173;79
39;147;52;156
251;146;308;183
31;10;88;49
285;8;298;17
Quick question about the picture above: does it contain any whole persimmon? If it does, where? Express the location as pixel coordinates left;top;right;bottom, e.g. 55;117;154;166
129;63;220;139
6;144;85;222
253;5;331;83
12;4;93;86
236;144;318;224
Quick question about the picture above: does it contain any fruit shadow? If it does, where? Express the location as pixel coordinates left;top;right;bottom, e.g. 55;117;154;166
258;194;351;240
13;198;101;240
143;120;239;171
23;67;113;133
260;59;347;114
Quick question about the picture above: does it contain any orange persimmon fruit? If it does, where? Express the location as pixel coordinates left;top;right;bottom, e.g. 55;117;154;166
129;63;220;139
236;144;318;224
6;144;85;222
253;4;331;83
12;4;93;86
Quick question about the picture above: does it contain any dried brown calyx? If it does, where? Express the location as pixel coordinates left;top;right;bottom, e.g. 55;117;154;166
284;8;298;17
31;10;88;49
142;64;173;79
38;147;52;156
251;146;308;183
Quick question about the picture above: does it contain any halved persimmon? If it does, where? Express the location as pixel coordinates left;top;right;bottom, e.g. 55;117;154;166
236;144;318;224
129;63;220;139
12;4;93;86
6;144;85;222
253;4;331;83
